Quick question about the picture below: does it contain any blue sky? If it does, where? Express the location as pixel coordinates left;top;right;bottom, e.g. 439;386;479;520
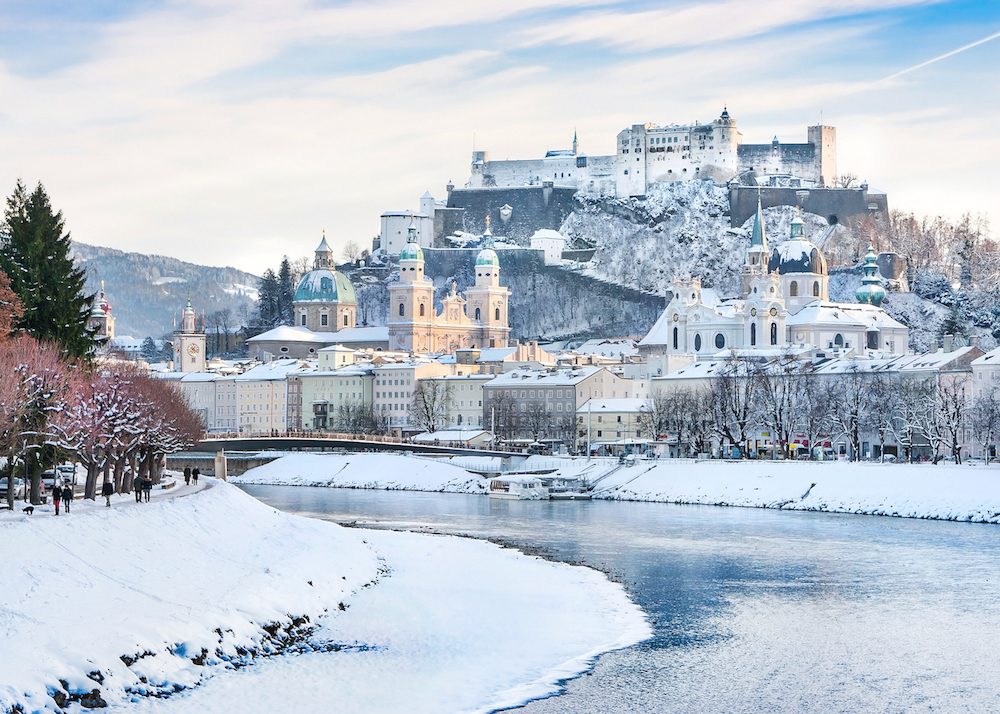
0;0;998;274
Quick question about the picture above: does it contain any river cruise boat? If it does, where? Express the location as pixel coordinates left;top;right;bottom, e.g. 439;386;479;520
488;478;549;500
543;477;592;500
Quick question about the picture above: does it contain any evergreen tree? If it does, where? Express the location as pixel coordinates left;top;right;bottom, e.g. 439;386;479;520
0;180;97;358
140;336;159;362
256;269;281;329
278;257;295;326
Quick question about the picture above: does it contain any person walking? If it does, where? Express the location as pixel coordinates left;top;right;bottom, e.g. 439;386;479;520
134;474;143;503
191;467;200;485
184;466;191;486
101;480;114;508
142;476;152;503
62;483;72;513
52;482;63;516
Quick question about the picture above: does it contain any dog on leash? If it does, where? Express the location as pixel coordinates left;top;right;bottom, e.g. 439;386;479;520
22;506;34;515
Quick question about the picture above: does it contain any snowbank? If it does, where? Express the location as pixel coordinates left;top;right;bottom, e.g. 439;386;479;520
232;452;487;493
116;530;651;714
1;475;649;713
594;459;1000;523
0;479;380;713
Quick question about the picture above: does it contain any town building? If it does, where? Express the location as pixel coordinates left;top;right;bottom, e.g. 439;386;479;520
173;298;207;372
235;359;302;434
575;398;650;454
420;374;493;429
373;360;453;435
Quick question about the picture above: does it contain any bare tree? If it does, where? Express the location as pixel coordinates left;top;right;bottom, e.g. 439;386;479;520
710;357;760;458
936;374;970;464
342;240;362;264
969;388;1000;460
889;379;932;462
834;173;859;188
753;354;807;459
822;364;874;461
523;402;551;442
485;391;517;444
412;381;452;433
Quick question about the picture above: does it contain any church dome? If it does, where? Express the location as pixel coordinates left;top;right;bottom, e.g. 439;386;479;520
400;241;424;261
476;248;500;267
768;240;827;275
294;269;357;304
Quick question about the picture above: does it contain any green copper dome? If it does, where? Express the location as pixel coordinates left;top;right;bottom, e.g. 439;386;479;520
855;245;886;307
400;241;424;261
293;269;357;304
476;248;500;267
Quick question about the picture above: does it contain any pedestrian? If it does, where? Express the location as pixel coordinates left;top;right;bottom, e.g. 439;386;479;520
184;465;191;486
134;475;143;503
52;482;63;516
102;480;114;508
142;476;152;503
62;483;72;513
192;467;199;485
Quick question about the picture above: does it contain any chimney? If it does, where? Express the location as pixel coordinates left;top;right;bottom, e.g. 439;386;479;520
943;334;954;353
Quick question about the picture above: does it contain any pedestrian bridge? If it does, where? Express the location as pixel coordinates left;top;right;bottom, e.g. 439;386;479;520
193;433;524;459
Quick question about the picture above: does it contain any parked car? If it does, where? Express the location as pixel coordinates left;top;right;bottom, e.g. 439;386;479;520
0;476;26;501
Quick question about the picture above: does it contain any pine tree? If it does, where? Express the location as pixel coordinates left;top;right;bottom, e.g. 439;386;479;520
256;269;281;329
278;257;295;326
0;180;97;358
140;336;159;362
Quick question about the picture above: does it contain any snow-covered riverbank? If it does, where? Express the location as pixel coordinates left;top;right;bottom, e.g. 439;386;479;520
0;477;648;713
233;453;1000;524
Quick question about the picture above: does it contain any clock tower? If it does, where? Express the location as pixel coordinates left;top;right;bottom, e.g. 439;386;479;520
173;298;207;372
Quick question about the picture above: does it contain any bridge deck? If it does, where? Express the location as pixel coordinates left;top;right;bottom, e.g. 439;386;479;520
195;436;524;459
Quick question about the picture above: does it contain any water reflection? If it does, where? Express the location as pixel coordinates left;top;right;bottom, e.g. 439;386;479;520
240;485;1000;713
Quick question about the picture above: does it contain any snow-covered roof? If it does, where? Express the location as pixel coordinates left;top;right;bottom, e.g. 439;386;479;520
972;347;1000;366
247;325;329;344
769;239;826;275
529;229;566;242
786;302;906;330
179;372;219;383
236;359;305;382
476;347;517;362
381;211;430;218
318;344;357;353
576;338;639;358
323;326;390;344
576;398;648;414
486;367;602;387
638;308;674;347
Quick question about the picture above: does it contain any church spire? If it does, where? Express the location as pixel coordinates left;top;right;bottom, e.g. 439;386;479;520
314;228;333;268
573;129;579;155
483;215;493;248
750;193;767;252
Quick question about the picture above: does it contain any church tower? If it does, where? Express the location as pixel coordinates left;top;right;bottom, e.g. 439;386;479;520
173;297;206;372
388;220;436;352
87;281;115;343
465;217;511;348
742;194;769;295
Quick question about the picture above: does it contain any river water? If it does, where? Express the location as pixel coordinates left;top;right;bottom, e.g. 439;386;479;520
239;486;1000;713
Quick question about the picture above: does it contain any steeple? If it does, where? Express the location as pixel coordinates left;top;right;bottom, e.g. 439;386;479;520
573;129;579;155
855;244;886;307
742;193;770;296
181;297;197;333
789;208;805;240
482;215;493;248
750;194;767;252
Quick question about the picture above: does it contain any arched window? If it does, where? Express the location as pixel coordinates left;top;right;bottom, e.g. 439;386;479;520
715;333;725;349
475;307;481;320
694;334;702;352
813;281;820;297
672;326;678;350
398;303;405;317
770;322;777;345
790;281;798;297
301;314;306;326
835;333;844;348
751;323;756;346
495;307;500;320
419;303;425;317
867;330;878;349
343;314;348;326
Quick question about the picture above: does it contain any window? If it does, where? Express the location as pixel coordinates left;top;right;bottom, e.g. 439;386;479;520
790;281;798;297
813;281;820;297
715;333;725;349
673;326;678;350
751;323;757;346
321;314;328;326
475;307;481;320
301;314;307;326
419;303;425;317
344;314;348;326
617;415;622;423
399;303;405;317
770;322;778;345
835;333;844;348
495;307;500;320
694;334;702;351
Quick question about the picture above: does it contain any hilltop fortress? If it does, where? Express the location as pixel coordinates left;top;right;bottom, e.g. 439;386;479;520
469;108;836;197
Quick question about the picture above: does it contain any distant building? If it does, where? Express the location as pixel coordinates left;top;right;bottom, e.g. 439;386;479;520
87;282;115;343
173;298;206;372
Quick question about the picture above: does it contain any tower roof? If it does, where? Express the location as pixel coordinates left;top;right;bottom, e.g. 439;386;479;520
294;269;357;304
749;196;767;250
315;235;332;254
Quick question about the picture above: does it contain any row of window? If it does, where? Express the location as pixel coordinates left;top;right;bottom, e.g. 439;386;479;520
300;313;350;327
671;324;779;350
397;303;501;320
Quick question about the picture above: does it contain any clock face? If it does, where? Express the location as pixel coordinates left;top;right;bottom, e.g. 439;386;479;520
187;343;199;356
769;307;778;317
672;313;679;322
750;308;757;317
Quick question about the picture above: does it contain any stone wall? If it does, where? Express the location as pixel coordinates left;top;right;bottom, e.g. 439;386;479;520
729;186;889;229
444;186;581;244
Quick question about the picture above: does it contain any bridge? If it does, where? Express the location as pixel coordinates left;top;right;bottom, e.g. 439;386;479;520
191;434;525;459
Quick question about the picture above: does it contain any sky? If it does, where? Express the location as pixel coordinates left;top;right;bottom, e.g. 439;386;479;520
0;0;998;276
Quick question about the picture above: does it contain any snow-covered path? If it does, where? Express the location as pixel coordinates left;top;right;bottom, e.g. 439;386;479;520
0;476;648;713
117;529;649;714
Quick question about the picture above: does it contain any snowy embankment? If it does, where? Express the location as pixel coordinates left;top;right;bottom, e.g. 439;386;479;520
233;452;487;493
594;459;1000;523
236;453;1000;524
1;478;648;713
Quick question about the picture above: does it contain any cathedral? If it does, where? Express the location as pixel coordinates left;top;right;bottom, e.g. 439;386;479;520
387;219;510;352
638;201;908;371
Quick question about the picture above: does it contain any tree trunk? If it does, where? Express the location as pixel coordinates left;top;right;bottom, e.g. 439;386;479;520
85;463;100;500
113;456;125;493
27;455;42;506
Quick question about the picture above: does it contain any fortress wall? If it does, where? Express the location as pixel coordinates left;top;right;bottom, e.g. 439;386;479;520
729;186;887;228
446;187;580;244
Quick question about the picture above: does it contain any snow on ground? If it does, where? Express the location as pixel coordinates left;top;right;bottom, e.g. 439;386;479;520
594;459;1000;523
238;453;1000;524
114;530;650;714
232;452;487;493
1;474;648;713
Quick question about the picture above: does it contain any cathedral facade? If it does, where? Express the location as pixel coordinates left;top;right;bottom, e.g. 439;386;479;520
387;221;510;353
639;201;908;370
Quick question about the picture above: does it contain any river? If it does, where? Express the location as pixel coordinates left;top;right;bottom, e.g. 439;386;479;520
240;485;1000;713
